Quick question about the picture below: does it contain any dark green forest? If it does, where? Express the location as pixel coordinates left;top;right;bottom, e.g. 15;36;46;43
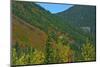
12;1;96;66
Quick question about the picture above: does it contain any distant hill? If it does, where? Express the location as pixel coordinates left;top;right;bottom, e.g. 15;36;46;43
56;5;96;34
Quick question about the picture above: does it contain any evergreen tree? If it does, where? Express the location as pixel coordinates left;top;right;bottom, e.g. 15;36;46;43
45;32;57;63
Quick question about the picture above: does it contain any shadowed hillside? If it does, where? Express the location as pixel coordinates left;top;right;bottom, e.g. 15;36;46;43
56;5;96;45
56;5;96;34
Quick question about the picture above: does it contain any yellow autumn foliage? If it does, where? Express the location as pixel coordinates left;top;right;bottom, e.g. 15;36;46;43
81;41;96;61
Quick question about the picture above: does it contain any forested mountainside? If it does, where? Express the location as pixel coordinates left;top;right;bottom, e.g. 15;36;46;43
56;5;96;45
12;1;96;65
56;5;96;34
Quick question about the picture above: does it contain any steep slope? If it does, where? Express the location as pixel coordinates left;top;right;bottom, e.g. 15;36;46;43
12;15;47;51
